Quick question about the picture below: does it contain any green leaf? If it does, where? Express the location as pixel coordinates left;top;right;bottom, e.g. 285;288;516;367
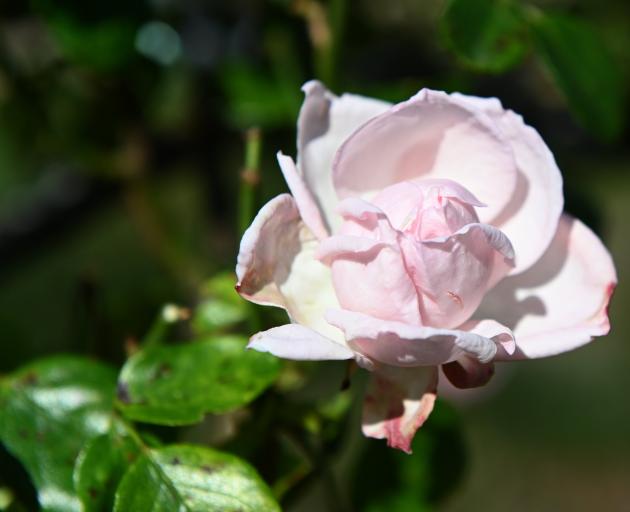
113;444;280;512
116;336;280;425
441;0;527;72
73;426;139;512
192;273;247;334
0;356;117;512
531;12;626;141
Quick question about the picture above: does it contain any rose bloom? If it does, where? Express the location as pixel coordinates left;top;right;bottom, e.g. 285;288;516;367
235;81;616;453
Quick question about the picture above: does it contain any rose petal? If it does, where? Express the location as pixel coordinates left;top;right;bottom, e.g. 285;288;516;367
277;152;329;239
368;179;484;234
315;235;392;266
235;194;342;342
362;365;438;454
321;199;422;324
248;324;353;360
235;194;298;307
441;319;514;389
400;223;515;328
332;89;518;222
459;318;516;355
452;93;564;274
297;81;391;232
336;196;391;225
326;308;498;366
442;357;495;389
329;242;422;325
479;214;617;360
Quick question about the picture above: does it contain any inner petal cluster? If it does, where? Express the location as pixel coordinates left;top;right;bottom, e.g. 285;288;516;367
318;179;515;331
370;179;481;237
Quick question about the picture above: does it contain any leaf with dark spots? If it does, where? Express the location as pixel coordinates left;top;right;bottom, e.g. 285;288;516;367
114;445;280;511
151;363;172;381
74;426;139;512
116;336;280;425
0;356;117;512
201;464;216;474
116;381;131;404
20;371;39;386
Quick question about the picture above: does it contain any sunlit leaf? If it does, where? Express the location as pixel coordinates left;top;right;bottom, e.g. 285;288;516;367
116;335;280;425
113;444;280;511
0;356;117;512
531;12;626;141
73;426;139;512
192;273;247;334
441;0;527;72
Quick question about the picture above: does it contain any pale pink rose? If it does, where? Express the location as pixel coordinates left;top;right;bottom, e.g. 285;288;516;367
235;81;617;453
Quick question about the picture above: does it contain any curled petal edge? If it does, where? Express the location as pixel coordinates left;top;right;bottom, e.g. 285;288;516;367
362;365;438;454
248;323;354;361
326;308;498;366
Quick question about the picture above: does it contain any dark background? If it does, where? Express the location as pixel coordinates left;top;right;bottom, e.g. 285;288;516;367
1;0;629;510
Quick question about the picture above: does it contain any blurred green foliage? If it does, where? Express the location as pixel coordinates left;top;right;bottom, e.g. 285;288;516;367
192;273;249;333
530;11;626;141
441;0;627;140
441;0;527;73
0;0;628;510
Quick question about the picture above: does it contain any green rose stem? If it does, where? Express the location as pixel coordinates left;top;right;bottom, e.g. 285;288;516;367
276;426;348;512
238;128;263;332
238;127;262;236
143;304;190;349
294;0;346;89
271;387;357;512
327;0;347;88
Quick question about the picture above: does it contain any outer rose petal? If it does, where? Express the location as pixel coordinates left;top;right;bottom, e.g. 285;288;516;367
399;223;515;328
442;357;495;389
452;93;564;274
478;214;617;360
333;88;518;222
442;319;515;389
235;194;342;342
460;318;516;355
248;324;353;360
362;365;438;453
297;81;391;232
326;309;498;366
277;152;328;239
